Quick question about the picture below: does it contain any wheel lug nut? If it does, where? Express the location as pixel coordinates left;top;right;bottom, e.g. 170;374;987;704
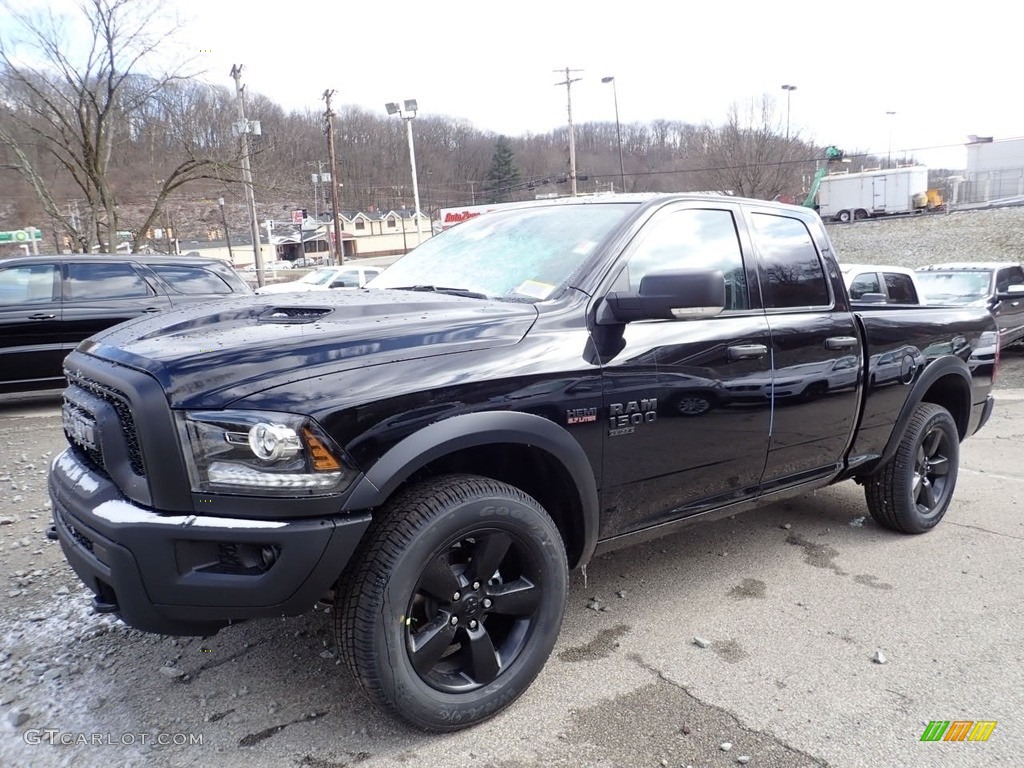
483;598;492;609
472;581;480;590
450;615;458;626
469;620;477;629
452;592;461;601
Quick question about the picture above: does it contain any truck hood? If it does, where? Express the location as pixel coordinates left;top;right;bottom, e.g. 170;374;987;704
79;289;537;408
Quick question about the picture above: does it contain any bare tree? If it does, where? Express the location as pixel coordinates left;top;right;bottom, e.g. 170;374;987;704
0;0;237;252
702;96;806;200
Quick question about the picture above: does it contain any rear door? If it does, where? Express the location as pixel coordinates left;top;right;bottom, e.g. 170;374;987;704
62;260;171;347
0;261;63;390
746;209;862;490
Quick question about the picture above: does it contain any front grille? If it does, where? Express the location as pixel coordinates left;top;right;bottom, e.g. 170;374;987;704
62;400;105;473
65;370;146;477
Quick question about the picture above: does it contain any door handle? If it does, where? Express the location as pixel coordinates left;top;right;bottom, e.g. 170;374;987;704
727;344;768;361
826;336;858;350
28;312;56;320
143;307;163;313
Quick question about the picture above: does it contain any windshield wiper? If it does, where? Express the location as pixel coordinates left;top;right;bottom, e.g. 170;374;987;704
387;285;490;299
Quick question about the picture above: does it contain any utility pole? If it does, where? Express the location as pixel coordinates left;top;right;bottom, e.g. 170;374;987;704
230;64;265;286
218;198;234;264
323;89;345;265
554;67;583;197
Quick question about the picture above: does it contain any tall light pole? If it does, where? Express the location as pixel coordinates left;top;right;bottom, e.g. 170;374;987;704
886;111;897;168
229;64;265;286
781;84;797;141
385;100;423;247
555;67;583;197
601;76;626;193
324;90;345;265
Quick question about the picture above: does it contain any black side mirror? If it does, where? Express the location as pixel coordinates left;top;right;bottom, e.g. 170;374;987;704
600;269;726;323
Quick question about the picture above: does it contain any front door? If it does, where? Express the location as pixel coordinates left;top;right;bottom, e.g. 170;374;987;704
597;203;772;539
0;262;64;390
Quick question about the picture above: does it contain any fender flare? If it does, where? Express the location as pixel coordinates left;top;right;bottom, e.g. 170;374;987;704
344;411;600;567
869;355;972;474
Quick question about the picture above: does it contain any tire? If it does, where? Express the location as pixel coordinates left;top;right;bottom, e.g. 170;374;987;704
837;210;852;223
335;474;568;731
864;403;959;533
854;209;869;220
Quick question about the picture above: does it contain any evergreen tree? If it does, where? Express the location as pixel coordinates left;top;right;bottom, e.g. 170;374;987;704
484;136;521;203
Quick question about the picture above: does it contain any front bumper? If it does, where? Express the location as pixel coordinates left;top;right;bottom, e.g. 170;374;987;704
49;448;371;636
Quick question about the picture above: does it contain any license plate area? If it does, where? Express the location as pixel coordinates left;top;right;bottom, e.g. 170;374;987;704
63;403;98;453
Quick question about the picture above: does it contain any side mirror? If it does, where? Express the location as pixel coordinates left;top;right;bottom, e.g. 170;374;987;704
599;269;726;324
853;292;887;304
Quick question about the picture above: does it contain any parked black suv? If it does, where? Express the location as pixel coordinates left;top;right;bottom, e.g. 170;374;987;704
0;254;251;393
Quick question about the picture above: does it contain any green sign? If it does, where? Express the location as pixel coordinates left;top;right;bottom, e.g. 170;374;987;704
0;229;43;243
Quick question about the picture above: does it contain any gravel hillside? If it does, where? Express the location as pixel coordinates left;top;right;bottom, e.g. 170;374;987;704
826;206;1024;268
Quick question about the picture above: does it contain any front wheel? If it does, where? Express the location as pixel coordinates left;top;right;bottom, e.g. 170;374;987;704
837;210;852;223
336;474;568;731
864;402;959;533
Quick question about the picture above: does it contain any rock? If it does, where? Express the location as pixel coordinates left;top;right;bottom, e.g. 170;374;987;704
56;586;69;595
13;570;26;577
12;495;23;503
7;590;22;598
319;650;335;659
680;723;691;735
660;760;668;767
616;589;627;598
41;668;62;682
873;649;888;664
159;666;185;679
780;523;792;530
587;599;602;612
693;636;711;649
0;516;17;525
737;757;751;765
720;742;733;751
8;710;30;727
848;516;866;527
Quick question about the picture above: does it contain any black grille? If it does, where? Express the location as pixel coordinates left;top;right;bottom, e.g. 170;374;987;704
65;370;146;477
57;508;95;556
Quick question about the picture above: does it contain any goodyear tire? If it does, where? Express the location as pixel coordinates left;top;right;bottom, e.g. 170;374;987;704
864;403;959;533
335;474;568;731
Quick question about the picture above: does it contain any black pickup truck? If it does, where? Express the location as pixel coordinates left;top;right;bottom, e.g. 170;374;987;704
48;195;996;731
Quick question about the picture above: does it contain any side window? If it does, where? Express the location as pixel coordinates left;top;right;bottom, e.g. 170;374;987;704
625;208;749;311
750;213;830;309
0;264;59;304
884;273;918;304
996;267;1024;293
147;265;233;295
67;262;154;300
849;272;880;300
331;270;361;288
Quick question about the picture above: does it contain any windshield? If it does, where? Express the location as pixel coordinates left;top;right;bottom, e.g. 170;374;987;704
367;203;637;301
917;271;992;304
300;269;338;286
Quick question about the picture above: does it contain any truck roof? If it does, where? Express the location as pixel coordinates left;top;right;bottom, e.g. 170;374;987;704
916;262;1020;272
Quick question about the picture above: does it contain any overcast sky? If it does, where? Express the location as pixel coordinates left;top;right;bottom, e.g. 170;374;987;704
10;0;1021;172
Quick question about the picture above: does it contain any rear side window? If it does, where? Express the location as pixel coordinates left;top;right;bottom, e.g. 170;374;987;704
0;264;59;304
849;272;880;299
67;262;154;300
884;272;918;304
330;270;362;288
147;265;233;295
750;214;830;308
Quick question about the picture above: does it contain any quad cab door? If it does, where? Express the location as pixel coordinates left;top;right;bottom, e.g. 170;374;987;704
595;202;773;539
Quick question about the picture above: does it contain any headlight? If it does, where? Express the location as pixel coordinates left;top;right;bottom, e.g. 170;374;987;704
176;410;357;497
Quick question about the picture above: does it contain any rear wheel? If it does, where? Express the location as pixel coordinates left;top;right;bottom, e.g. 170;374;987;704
336;474;568;731
864;402;959;533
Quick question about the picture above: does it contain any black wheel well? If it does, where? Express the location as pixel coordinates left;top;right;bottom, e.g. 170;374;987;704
921;374;970;439
400;443;587;568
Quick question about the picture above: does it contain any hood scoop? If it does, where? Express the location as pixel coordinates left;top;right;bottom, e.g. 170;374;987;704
259;306;334;323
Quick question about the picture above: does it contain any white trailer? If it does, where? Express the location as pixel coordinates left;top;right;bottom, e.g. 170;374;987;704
817;166;930;223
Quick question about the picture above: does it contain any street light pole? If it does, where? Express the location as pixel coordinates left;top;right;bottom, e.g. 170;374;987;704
385;100;423;246
781;84;797;141
886;111;897;168
601;76;626;193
